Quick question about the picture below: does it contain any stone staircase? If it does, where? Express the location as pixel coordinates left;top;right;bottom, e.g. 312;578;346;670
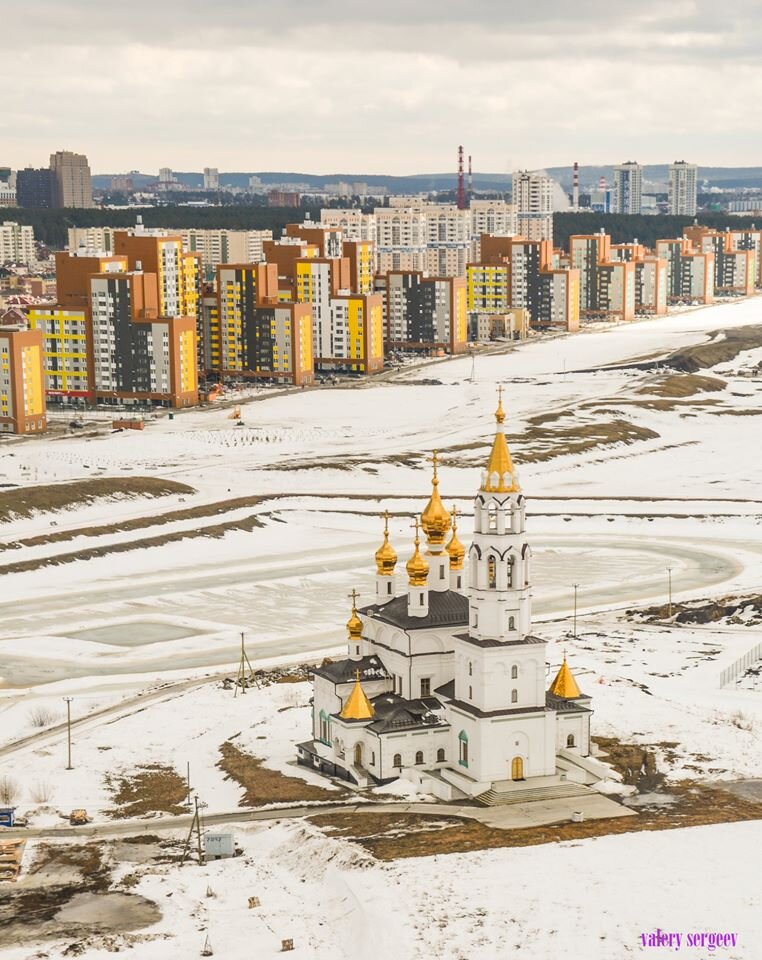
475;781;592;807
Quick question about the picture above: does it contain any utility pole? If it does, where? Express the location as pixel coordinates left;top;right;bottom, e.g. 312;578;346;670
181;794;207;865
234;631;255;698
667;567;673;618
63;696;73;770
572;583;579;639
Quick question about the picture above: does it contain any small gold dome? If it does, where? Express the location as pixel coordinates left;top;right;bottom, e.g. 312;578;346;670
375;511;397;575
446;506;465;571
406;518;429;586
421;451;451;547
548;653;582;699
346;610;362;639
340;670;375;721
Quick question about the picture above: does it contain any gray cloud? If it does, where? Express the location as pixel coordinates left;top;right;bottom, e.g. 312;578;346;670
3;1;761;172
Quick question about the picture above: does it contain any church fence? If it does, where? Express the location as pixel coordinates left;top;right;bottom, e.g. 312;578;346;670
719;639;762;688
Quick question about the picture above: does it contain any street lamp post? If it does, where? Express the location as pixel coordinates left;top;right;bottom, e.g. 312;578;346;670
573;583;579;639
667;567;673;619
63;696;73;770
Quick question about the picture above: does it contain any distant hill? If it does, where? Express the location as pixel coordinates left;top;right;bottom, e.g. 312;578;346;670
92;166;762;194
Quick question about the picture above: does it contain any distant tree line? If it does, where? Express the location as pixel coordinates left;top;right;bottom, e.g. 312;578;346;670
553;212;762;251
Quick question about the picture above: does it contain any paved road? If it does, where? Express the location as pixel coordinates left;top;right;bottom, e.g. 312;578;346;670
0;790;634;840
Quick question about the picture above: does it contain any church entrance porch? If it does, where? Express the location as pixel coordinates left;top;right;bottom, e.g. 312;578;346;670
511;756;525;781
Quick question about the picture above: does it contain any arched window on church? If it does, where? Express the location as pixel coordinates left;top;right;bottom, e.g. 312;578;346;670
437;748;446;762
488;503;497;531
468;661;473;676
415;750;424;765
567;734;576;748
371;751;376;765
488;556;497;589
458;731;469;767
507;558;514;588
511;688;518;703
318;710;329;744
511;664;518;679
508;616;515;631
393;753;402;768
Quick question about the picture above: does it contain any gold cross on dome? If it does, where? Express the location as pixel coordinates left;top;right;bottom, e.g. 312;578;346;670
429;450;440;479
382;509;390;533
450;504;459;524
497;384;504;403
355;669;361;682
348;588;359;610
411;516;421;541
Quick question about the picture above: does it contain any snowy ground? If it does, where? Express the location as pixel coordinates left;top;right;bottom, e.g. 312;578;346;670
1;299;761;958
2;818;758;959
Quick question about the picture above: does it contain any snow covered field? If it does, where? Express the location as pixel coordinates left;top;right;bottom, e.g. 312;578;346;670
3;818;758;959
1;299;761;959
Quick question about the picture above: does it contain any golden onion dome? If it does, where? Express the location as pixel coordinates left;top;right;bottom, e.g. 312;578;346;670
406;518;429;587
482;385;520;495
421;450;452;547
375;510;398;575
346;589;363;640
445;506;465;571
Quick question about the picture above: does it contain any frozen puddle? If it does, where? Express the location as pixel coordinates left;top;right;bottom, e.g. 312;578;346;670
54;891;161;930
69;620;205;647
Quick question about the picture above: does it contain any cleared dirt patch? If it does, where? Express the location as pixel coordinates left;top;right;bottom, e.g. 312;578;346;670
0;477;194;523
217;740;344;806
630;592;762;626
106;764;188;819
666;325;762;373
636;373;727;398
309;781;762;861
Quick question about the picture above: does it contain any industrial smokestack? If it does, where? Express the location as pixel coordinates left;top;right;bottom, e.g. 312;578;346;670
457;145;466;210
468;154;473;203
572;161;579;211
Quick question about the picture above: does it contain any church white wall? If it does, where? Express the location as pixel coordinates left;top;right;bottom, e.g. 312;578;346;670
556;712;591;756
378;726;451;780
453;639;547;713
448;706;556;783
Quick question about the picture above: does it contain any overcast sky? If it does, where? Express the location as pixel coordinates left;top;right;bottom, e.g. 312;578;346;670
3;0;760;175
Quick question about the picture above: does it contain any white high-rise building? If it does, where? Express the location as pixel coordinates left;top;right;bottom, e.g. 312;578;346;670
0;221;36;265
668;162;698;216
511;171;553;242
203;167;220;191
613;161;642;215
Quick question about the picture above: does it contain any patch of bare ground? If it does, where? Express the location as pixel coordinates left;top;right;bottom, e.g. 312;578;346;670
0;477;195;523
106;765;188;819
636;373;727;398
217;740;345;806
629;593;762;626
0;843;110;942
309;779;762;860
0;494;264;553
666;325;762;372
0;512;264;576
443;419;659;468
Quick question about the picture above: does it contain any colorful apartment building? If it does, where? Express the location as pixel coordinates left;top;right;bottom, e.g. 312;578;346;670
0;325;46;434
385;272;467;354
655;239;715;304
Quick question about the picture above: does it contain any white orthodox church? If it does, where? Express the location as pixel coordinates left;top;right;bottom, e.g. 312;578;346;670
297;394;609;802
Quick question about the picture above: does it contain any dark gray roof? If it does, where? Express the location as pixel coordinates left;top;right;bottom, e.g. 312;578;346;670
546;691;592;713
448;699;547;719
453;632;546;648
361;589;469;630
311;655;391;684
434;679;455;699
366;692;449;734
